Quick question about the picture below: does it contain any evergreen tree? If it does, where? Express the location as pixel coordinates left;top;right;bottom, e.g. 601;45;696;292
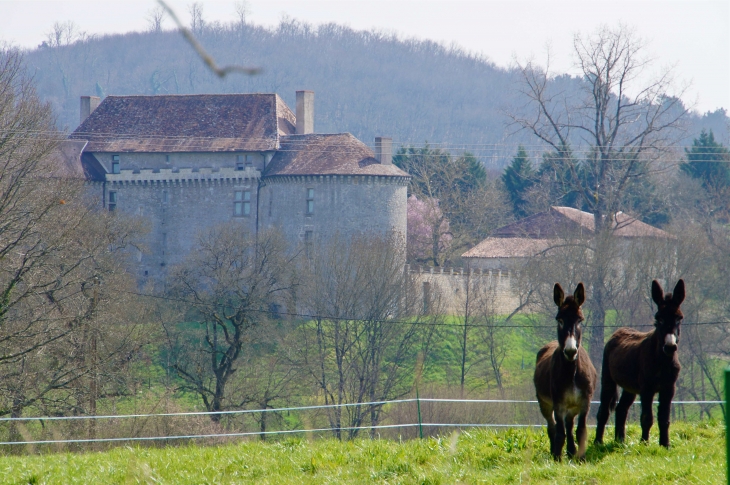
501;145;535;218
538;143;582;209
681;130;730;190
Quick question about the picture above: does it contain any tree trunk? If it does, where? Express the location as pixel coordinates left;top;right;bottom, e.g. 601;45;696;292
589;289;606;375
260;409;267;441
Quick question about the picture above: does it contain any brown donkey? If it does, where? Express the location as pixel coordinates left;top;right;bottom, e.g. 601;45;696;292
595;279;685;448
534;283;597;461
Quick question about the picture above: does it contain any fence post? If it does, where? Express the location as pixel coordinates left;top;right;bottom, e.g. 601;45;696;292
726;368;730;485
416;386;423;439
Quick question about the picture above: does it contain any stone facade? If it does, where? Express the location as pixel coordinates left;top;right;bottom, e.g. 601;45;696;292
105;165;260;280
259;175;408;248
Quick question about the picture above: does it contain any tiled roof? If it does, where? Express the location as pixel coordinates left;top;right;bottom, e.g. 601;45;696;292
493;206;672;239
47;139;88;178
462;238;554;259
464;206;673;259
70;94;295;152
264;133;410;177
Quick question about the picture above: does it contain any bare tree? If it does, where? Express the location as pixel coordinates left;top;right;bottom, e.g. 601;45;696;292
234;1;251;27
0;50;147;429
510;24;688;364
45;21;84;48
294;234;438;439
163;227;295;422
188;2;205;34
147;6;166;33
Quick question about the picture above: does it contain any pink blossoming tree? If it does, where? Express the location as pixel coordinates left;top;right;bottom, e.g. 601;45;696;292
407;194;452;266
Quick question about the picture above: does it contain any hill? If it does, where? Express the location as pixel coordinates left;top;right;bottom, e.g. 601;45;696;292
22;19;729;168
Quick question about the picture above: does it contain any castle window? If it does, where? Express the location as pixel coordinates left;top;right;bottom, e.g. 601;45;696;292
236;155;245;171
108;191;117;211
234;190;251;216
245;154;254;166
112;155;120;174
306;188;314;215
162;190;168;203
305;230;313;258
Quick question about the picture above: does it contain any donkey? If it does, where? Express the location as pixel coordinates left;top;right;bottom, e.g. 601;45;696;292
595;279;685;448
534;282;597;461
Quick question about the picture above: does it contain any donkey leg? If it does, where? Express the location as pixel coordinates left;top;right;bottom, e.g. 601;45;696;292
576;410;588;461
614;390;636;443
595;374;618;444
552;413;566;461
639;392;655;442
538;398;556;451
657;386;675;448
565;414;576;458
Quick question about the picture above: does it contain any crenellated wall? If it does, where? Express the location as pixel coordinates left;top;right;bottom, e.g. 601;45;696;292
102;165;260;284
407;265;521;316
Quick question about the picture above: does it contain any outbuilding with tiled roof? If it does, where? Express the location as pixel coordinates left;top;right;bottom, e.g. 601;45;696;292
463;206;674;270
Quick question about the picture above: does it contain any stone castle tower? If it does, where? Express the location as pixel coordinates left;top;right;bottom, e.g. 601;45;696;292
67;91;409;281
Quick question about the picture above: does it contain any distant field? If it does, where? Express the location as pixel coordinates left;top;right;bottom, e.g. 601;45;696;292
0;422;723;484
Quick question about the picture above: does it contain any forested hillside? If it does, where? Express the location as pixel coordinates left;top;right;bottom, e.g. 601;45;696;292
22;18;728;167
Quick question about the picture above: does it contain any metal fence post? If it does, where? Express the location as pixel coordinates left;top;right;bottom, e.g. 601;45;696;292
725;368;730;485
416;386;423;439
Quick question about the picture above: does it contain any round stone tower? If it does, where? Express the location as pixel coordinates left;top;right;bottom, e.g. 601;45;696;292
260;133;409;250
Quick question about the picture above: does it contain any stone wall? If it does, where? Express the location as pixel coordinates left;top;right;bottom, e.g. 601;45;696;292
408;266;520;316
104;166;260;283
259;174;408;248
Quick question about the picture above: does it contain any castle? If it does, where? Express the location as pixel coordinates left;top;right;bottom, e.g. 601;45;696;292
67;91;409;281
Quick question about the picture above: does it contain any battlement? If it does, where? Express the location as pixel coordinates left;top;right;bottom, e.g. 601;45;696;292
106;166;260;184
407;265;512;280
408;265;519;315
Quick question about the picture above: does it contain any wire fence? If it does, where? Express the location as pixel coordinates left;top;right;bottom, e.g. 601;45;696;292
0;397;723;450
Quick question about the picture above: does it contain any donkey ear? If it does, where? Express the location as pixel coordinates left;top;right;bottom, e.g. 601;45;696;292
672;279;685;306
554;283;565;307
574;282;585;307
651;280;664;306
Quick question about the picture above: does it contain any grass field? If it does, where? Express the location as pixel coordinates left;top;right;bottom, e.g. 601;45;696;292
0;421;723;484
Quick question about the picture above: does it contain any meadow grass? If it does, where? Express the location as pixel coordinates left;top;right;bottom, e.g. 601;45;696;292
0;421;723;484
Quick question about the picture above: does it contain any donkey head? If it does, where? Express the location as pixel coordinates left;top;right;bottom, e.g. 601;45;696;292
553;282;586;362
652;279;685;356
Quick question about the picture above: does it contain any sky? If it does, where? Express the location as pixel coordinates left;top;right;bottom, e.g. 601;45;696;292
1;0;728;114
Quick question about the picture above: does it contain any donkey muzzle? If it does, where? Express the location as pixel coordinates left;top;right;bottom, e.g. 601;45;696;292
563;336;578;361
663;333;678;355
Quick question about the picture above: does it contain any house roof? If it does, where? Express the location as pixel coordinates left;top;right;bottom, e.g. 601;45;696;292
493;206;672;239
70;94;295;153
462;238;554;259
464;206;673;260
47;139;88;179
264;133;410;177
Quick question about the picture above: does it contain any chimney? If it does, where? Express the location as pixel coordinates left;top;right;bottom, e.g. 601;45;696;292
375;137;392;165
296;90;314;134
80;96;100;125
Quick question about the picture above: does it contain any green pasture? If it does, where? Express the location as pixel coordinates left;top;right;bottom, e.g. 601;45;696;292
0;421;723;484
